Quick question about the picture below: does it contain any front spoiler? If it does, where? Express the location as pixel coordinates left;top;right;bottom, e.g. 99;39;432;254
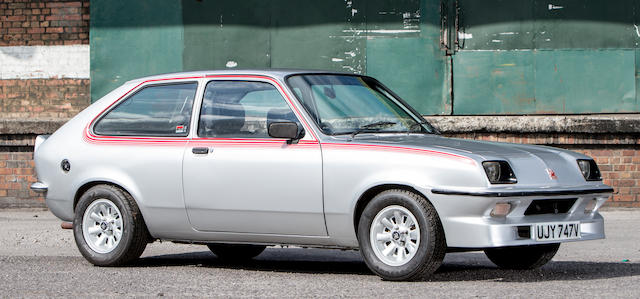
442;215;605;248
431;187;614;197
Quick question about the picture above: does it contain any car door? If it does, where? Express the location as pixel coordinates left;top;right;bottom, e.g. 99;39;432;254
182;77;326;236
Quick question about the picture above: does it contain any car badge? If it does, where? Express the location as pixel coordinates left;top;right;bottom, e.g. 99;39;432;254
546;168;558;180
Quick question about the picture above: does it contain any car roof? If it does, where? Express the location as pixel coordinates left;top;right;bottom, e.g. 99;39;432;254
126;69;357;84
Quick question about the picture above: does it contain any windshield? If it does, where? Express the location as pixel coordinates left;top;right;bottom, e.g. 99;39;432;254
286;74;436;136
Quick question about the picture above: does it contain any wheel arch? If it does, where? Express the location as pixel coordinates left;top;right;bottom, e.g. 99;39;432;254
73;180;138;211
353;184;433;235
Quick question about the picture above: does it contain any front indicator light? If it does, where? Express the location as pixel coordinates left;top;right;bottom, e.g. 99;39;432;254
584;199;598;214
491;203;512;217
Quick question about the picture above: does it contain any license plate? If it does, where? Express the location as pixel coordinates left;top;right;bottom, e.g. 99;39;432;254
535;222;581;241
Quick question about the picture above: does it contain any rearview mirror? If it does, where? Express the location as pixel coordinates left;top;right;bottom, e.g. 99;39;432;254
268;122;304;143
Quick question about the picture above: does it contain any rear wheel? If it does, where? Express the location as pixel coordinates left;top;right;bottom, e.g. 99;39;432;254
484;243;560;270
207;244;266;260
73;185;149;266
357;189;446;281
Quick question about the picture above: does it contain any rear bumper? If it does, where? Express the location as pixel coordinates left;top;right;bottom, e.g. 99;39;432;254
30;182;48;193
428;188;611;248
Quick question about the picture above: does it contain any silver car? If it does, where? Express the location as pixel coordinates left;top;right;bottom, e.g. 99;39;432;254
32;70;612;281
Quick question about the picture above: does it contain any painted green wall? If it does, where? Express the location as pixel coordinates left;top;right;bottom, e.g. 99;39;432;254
90;0;640;115
90;0;184;102
452;0;640;114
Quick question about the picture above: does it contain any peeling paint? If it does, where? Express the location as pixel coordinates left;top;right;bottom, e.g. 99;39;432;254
331;58;344;62
548;4;564;10
491;40;502;43
344;51;356;57
498;32;517;35
458;32;473;40
634;25;640;38
342;29;420;34
225;61;237;68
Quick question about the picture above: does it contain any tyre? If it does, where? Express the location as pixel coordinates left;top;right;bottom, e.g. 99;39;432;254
484;243;560;270
357;189;446;281
73;185;149;266
207;244;266;260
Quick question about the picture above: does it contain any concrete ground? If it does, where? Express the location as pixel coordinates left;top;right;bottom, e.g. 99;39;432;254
0;209;638;298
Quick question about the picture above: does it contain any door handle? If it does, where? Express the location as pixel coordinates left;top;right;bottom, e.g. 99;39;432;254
192;147;209;154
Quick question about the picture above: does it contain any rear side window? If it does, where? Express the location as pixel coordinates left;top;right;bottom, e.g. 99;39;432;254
198;81;300;138
94;83;198;136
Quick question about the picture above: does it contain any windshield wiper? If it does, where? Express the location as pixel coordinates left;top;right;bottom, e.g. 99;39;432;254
350;121;396;138
408;121;438;134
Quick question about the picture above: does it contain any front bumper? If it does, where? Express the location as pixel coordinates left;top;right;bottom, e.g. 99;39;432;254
429;188;610;248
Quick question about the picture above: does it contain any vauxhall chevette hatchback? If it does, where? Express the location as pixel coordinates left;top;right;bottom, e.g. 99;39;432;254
32;69;612;281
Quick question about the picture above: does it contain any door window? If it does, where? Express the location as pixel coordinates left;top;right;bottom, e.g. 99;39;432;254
198;81;300;138
94;83;198;136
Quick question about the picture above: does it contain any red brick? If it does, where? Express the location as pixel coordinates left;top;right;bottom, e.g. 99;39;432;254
7;27;24;33
27;27;44;34
66;2;83;8
7;3;26;9
45;26;63;33
6;15;25;21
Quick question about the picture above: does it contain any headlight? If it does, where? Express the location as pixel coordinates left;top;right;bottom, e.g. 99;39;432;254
577;159;602;181
482;161;517;184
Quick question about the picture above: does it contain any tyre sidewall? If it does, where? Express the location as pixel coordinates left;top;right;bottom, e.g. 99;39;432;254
358;191;439;280
73;186;137;266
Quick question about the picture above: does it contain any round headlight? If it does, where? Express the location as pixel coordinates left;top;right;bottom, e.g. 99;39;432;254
577;160;591;179
483;161;501;183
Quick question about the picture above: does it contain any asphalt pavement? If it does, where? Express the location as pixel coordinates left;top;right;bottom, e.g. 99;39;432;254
0;209;639;298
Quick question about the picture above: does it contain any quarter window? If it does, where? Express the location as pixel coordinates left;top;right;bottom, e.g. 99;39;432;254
94;83;197;136
198;81;301;138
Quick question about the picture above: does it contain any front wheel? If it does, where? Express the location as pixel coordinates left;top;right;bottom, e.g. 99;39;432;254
357;189;446;281
484;243;560;270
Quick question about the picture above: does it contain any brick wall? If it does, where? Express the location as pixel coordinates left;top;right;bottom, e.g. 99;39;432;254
1;0;91;208
0;79;90;119
0;151;41;208
0;0;89;46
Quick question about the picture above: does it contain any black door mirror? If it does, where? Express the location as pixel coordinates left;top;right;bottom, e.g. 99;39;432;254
268;122;304;143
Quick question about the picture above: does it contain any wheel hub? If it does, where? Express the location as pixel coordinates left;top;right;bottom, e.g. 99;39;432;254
369;205;421;266
81;199;123;254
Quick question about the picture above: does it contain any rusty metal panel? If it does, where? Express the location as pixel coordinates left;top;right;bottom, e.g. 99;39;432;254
535;50;637;113
453;51;535;114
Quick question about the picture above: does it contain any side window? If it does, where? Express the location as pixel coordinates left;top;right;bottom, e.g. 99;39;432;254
198;81;301;138
94;82;197;136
